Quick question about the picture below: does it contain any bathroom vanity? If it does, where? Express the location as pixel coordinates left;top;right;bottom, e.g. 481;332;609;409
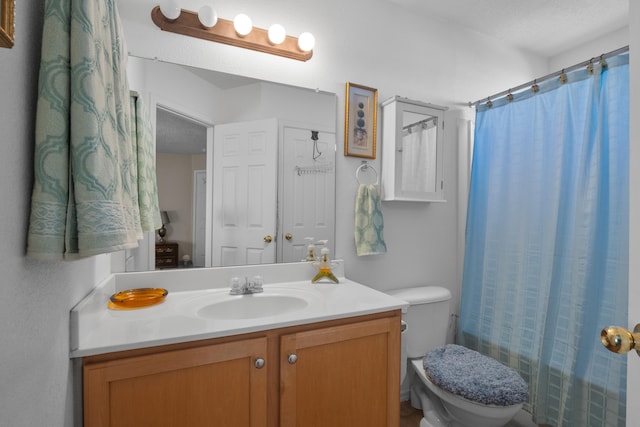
72;262;406;427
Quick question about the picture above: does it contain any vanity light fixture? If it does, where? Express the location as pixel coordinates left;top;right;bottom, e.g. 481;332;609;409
151;5;314;61
159;0;181;21
268;24;286;45
197;5;218;29
233;13;253;36
297;32;315;52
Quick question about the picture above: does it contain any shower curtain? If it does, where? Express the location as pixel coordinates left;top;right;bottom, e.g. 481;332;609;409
459;53;628;426
401;123;437;192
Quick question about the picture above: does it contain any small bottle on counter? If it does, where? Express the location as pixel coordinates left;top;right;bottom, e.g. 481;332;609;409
312;240;338;284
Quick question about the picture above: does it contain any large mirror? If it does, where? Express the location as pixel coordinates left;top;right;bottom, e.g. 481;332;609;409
125;56;336;271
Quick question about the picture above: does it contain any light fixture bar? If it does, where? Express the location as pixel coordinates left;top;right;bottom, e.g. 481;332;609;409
151;6;313;62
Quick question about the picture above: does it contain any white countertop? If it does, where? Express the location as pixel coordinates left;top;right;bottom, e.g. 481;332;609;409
70;261;408;358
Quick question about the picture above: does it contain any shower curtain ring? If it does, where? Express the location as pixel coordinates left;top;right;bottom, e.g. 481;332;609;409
559;69;567;84
531;80;539;93
506;90;513;102
600;54;608;69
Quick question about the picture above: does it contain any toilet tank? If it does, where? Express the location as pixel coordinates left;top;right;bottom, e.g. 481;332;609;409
387;286;451;358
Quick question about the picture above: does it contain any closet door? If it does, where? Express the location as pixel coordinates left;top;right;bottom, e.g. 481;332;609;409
280;127;336;263
212;119;278;266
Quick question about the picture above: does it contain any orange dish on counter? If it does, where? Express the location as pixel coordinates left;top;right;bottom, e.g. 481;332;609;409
108;288;168;310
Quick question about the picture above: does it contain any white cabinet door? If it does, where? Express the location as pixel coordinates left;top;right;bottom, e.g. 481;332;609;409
212;119;278;266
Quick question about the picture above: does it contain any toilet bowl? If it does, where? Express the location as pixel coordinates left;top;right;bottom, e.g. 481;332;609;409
411;358;524;427
386;287;528;427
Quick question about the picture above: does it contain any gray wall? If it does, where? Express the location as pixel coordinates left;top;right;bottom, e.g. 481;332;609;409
0;1;111;425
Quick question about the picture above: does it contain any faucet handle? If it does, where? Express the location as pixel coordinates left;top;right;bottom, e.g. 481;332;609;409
252;275;264;292
230;277;241;293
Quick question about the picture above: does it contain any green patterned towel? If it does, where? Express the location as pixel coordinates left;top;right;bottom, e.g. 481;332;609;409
26;0;160;260
354;184;387;256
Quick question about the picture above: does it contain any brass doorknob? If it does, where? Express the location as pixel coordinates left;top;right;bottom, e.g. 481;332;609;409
264;235;273;243
600;324;640;356
285;233;293;241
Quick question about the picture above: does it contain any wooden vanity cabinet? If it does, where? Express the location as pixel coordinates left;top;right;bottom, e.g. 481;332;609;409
82;311;401;427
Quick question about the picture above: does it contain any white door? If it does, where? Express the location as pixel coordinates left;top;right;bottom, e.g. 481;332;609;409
211;119;278;267
628;15;639;415
192;170;207;267
280;127;336;263
629;176;639;418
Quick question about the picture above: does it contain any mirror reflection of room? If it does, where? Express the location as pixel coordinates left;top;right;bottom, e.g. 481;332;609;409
126;56;336;271
401;112;438;193
155;107;207;268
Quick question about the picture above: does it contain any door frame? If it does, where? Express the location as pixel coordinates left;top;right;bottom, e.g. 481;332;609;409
131;93;214;271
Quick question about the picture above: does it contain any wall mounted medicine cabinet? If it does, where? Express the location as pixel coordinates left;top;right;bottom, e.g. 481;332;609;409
381;96;448;202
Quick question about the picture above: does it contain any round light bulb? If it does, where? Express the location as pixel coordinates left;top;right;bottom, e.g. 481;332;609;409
233;14;253;36
297;32;315;52
198;5;218;29
159;0;181;21
268;24;286;45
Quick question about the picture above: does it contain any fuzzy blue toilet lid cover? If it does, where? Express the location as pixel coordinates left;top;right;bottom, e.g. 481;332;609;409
423;344;529;406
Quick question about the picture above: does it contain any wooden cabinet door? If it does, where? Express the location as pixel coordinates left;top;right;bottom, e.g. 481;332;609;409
84;337;268;427
280;316;400;427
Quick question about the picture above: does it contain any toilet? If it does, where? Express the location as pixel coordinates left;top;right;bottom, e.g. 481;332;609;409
386;286;528;427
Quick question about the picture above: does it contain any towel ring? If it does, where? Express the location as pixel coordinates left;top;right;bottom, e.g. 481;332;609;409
356;162;378;185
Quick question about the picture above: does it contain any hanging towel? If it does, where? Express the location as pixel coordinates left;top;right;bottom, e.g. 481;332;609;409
27;0;159;260
354;184;387;256
131;96;162;232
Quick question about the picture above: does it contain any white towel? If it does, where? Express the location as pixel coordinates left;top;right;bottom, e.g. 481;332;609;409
354;184;387;256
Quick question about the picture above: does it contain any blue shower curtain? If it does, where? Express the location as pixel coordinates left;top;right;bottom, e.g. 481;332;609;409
459;53;628;426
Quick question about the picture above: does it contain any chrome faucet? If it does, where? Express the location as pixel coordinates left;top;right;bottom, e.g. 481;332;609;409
229;276;264;295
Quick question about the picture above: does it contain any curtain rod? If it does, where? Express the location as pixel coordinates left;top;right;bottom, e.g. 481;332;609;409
469;45;629;108
403;116;436;130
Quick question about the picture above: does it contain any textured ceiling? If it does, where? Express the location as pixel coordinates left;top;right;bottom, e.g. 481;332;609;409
388;0;629;57
156;107;208;155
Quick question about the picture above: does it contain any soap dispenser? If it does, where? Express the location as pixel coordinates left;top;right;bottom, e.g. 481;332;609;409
311;240;339;283
304;237;316;262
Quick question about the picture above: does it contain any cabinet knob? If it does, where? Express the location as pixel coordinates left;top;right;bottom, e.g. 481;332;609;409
285;233;293;241
287;354;298;364
254;358;265;369
264;235;273;243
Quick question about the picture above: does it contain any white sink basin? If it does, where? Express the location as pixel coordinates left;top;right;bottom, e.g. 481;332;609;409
196;291;309;320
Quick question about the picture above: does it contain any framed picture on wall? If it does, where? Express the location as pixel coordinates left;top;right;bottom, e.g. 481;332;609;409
344;82;378;159
0;0;15;48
